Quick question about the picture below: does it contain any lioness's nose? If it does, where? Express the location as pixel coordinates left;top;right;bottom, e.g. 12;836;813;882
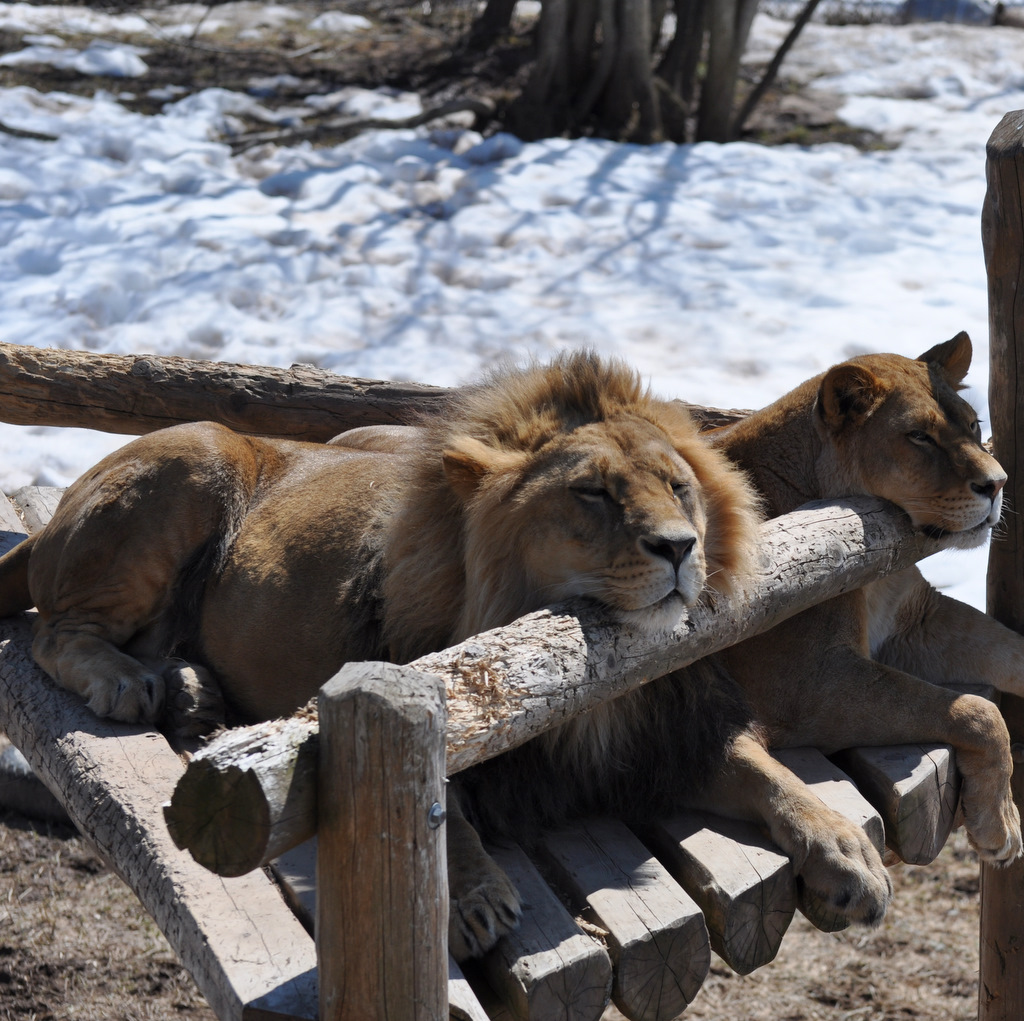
641;533;696;570
973;475;1007;500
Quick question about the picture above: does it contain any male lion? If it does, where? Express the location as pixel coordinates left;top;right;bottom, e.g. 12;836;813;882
0;351;766;960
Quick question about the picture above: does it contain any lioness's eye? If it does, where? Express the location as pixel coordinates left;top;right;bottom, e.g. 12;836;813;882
908;430;935;446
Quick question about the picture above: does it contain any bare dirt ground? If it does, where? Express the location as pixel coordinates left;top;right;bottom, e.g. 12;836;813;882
0;3;978;1019
1;799;986;1021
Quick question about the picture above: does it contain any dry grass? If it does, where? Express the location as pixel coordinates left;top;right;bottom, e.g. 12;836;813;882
0;811;216;1021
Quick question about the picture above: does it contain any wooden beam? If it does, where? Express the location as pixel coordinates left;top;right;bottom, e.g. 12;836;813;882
639;811;795;975
831;744;959;866
165;496;955;875
0;343;746;441
534;818;710;1021
316;662;449;1021
478;841;612;1021
981;108;1024;1021
0;616;318;1021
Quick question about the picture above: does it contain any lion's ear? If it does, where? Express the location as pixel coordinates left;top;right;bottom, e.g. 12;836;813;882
918;331;972;385
442;436;527;502
818;363;884;431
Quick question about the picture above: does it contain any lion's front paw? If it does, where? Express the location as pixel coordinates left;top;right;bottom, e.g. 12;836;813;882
448;854;522;961
85;668;165;724
789;814;893;929
961;780;1023;866
158;658;226;741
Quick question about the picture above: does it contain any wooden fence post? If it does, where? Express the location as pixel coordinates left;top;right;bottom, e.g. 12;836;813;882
316;662;449;1021
981;109;1024;1021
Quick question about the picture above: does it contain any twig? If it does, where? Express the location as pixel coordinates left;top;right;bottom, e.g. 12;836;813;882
228;97;496;153
731;0;823;137
0;120;58;143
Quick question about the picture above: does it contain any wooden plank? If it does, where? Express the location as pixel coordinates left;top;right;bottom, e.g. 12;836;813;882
535;818;709;1021
481;842;612;1021
0;732;70;825
772;748;884;931
0;614;318;1021
639;812;795;975
980;107;1024;1021
449;957;493;1021
167;496;960;876
831;744;960;865
0;493;27;554
10;485;63;532
316;662;448;1021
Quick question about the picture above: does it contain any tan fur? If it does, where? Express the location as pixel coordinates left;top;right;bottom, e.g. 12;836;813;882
697;333;1022;911
0;350;761;960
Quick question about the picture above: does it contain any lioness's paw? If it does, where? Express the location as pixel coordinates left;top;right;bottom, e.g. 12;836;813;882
448;862;522;961
85;669;164;724
962;784;1022;865
791;817;892;930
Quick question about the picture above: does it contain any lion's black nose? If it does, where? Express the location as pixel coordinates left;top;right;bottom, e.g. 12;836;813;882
641;533;696;571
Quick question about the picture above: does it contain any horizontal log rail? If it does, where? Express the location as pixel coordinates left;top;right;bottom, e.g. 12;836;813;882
165;495;952;876
0;343;747;441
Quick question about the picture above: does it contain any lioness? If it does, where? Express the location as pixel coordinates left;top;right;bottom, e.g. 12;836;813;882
0;351;769;959
702;332;1022;877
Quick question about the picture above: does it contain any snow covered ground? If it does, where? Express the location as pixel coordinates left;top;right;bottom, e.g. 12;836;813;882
1;2;1023;608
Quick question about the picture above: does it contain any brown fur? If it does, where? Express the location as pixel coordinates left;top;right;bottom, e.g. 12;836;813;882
0;350;762;960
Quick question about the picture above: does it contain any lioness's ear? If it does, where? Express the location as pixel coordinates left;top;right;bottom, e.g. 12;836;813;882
818;363;884;431
442;436;527;502
918;331;972;385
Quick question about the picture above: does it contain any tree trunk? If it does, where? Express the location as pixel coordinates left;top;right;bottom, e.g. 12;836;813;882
696;0;759;142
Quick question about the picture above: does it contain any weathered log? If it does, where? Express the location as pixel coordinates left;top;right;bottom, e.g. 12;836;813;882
832;743;960;866
479;841;612;1021
0;343;450;441
9;485;62;533
980;108;1024;1021
534;818;709;1021
316;662;448;1021
165;496;953;874
640;811;795;975
0;615;318;1021
168;703;320;877
0;343;746;440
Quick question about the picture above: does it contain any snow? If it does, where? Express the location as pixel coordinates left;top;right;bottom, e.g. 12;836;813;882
1;6;1023;610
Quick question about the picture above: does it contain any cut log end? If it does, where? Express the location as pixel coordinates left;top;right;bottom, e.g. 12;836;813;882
163;760;271;876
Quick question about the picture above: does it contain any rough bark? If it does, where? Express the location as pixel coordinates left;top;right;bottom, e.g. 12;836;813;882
0;342;746;438
696;0;759;142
